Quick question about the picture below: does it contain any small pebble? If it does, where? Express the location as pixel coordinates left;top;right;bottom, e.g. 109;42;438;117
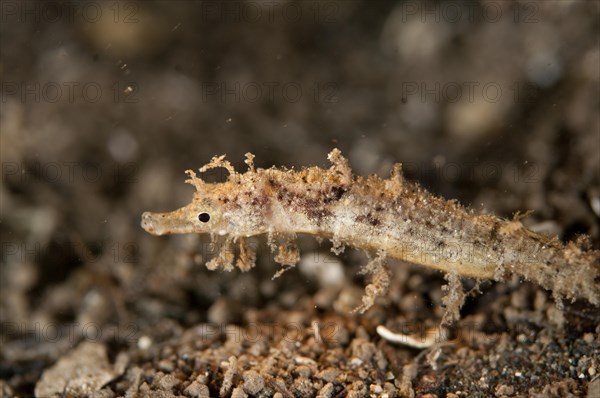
184;381;210;398
292;377;316;397
370;384;383;394
317;382;335;398
231;386;248;398
294;365;313;378
495;384;514;396
316;368;340;383
137;336;152;350
242;370;265;395
157;374;179;391
158;359;175;372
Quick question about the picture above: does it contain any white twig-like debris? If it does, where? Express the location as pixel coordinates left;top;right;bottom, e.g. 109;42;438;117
376;325;446;349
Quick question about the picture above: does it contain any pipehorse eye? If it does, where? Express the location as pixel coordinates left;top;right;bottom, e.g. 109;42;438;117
198;213;210;223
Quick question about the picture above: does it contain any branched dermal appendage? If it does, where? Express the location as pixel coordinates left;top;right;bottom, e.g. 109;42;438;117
185;169;204;191
354;252;391;314
206;238;235;271
385;163;404;191
187;154;239;191
441;273;466;325
244;152;256;172
330;236;346;256
237;237;257;272
327;148;352;185
272;235;300;279
199;154;237;177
